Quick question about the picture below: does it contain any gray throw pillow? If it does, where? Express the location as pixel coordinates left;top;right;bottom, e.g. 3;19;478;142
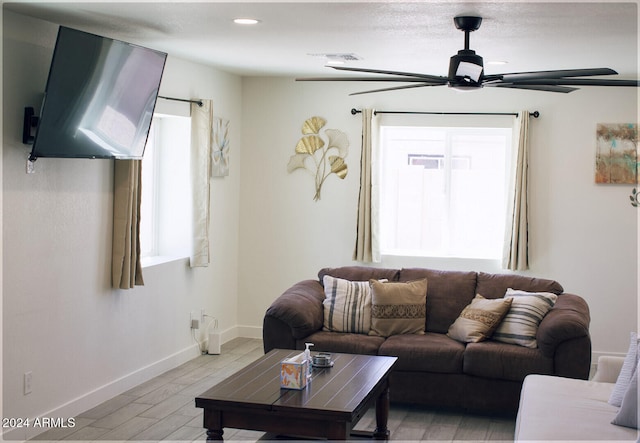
612;361;639;429
610;332;640;407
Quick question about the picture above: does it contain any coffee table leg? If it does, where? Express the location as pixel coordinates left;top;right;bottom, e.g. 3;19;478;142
203;409;224;441
206;429;223;441
373;383;390;440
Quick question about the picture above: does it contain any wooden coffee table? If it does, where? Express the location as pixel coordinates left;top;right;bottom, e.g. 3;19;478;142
195;349;397;440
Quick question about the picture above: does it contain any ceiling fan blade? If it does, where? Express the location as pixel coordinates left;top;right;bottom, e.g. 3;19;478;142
499;68;617;82
330;65;448;83
349;83;441;96
515;78;640;87
487;83;578;93
296;76;441;83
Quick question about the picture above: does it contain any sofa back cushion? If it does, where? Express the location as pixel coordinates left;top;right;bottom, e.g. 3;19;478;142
319;266;400;283
399;268;477;334
475;272;564;299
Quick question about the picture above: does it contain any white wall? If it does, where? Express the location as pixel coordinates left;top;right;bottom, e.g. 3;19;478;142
239;77;638;358
2;11;242;439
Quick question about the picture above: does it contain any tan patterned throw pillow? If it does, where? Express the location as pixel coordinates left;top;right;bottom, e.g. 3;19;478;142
447;294;512;343
369;278;427;337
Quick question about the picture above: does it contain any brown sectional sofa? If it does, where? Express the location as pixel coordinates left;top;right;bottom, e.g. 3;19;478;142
263;266;592;415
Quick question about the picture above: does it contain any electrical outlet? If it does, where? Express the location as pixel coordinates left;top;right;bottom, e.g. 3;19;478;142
24;371;32;395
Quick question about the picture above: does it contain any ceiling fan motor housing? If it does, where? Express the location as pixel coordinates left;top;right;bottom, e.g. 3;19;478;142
449;49;484;89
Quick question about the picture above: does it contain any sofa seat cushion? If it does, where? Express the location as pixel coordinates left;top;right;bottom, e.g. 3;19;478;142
377;333;465;373
300;331;385;355
399;268;477;334
464;341;553;381
515;374;639;441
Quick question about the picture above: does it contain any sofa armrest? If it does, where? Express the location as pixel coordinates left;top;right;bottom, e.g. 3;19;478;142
592;356;625;383
536;293;591;378
263;279;325;353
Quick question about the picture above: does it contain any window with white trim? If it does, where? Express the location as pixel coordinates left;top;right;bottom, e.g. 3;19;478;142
140;114;192;265
379;125;512;259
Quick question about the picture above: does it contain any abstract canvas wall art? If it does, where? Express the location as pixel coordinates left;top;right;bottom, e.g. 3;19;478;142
595;123;638;184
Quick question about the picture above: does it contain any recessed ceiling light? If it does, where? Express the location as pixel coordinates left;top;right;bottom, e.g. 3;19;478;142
233;18;260;25
487;60;508;65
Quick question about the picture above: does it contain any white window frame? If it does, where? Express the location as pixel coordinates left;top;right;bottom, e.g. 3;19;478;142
140;121;160;258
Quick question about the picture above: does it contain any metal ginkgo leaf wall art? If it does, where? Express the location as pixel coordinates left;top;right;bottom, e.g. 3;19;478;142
288;116;349;201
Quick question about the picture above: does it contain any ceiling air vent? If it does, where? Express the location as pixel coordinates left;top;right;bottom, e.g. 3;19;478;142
307;53;362;63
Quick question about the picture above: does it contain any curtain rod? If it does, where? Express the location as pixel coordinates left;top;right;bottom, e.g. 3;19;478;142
350;108;540;118
158;95;203;107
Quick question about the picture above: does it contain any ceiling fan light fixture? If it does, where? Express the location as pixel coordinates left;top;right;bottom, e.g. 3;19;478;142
456;61;483;82
449;50;484;89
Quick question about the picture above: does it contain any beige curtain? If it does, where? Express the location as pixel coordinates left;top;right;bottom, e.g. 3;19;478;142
112;159;144;289
353;109;381;263
503;111;530;270
190;100;213;267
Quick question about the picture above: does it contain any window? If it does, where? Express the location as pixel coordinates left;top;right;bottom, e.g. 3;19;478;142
379;125;512;259
140;114;192;265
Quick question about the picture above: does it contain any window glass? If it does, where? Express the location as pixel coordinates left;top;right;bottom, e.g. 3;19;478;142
379;126;512;259
140;115;192;265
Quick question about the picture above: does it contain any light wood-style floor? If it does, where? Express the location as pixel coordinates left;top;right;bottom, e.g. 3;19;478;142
32;337;515;442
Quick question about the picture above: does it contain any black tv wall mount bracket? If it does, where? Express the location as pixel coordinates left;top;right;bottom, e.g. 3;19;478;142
23;106;39;145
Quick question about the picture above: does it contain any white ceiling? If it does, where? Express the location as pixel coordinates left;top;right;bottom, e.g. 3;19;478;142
5;1;639;81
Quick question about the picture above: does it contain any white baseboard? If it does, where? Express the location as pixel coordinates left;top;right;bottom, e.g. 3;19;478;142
236;325;263;339
3;344;201;442
212;325;262;344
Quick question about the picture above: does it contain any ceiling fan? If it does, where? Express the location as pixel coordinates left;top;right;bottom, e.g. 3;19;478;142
297;16;639;95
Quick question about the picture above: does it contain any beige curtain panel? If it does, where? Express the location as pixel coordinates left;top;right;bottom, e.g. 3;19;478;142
503;111;530;270
112;159;144;289
190;99;213;267
353;109;381;263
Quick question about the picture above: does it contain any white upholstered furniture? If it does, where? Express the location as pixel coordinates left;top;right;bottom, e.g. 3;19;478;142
515;356;639;442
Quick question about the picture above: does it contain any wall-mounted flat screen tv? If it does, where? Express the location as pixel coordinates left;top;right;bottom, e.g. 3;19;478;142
30;26;167;160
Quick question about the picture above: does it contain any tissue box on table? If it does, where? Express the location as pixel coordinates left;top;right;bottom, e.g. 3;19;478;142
280;352;309;390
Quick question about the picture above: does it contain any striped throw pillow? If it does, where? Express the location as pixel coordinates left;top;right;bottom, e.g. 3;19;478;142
492;288;558;348
322;275;372;334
